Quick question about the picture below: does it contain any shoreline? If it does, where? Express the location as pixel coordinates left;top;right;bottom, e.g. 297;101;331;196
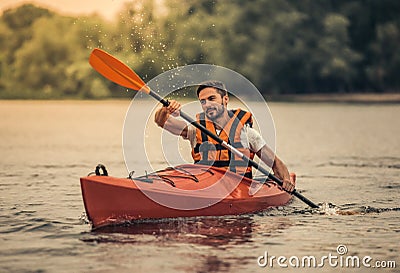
0;93;399;104
267;93;400;104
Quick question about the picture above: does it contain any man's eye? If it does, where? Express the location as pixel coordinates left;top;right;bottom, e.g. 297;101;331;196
200;100;206;105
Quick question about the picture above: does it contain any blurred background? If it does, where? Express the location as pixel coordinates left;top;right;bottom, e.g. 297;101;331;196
0;0;399;100
1;3;399;273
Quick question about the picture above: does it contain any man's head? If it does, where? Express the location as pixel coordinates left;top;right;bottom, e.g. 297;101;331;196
196;81;229;121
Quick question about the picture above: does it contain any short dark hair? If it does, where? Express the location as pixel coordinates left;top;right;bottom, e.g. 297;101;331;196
196;80;227;98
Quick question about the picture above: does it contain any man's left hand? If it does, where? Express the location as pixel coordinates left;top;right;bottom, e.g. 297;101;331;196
282;178;295;193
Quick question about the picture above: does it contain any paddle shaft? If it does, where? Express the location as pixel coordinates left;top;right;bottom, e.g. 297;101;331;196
149;90;319;209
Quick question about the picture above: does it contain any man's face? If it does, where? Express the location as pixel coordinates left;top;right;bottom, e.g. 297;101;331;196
198;87;228;120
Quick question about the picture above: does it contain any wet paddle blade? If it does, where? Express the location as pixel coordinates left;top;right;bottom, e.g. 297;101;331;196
89;48;150;93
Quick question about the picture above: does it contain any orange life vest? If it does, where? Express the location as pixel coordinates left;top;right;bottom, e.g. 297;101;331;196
191;109;255;178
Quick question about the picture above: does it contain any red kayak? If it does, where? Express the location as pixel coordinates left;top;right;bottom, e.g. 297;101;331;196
80;164;294;228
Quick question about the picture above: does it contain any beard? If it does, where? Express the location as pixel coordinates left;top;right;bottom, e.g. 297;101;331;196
205;103;225;121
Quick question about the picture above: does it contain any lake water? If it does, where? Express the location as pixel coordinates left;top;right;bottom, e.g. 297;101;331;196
0;100;399;272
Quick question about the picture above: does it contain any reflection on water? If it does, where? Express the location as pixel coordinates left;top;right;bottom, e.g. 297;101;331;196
82;216;257;246
0;101;399;272
81;215;294;245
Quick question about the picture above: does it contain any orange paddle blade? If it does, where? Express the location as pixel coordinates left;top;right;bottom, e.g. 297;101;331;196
89;48;150;93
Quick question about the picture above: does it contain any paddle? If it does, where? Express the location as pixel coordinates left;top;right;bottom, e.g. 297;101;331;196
89;48;319;209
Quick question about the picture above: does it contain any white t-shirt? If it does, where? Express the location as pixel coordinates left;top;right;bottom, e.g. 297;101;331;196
184;123;266;153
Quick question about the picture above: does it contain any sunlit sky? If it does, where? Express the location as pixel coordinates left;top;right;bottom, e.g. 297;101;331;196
0;0;129;21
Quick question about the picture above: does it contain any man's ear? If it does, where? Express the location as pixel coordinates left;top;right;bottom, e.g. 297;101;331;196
223;95;229;105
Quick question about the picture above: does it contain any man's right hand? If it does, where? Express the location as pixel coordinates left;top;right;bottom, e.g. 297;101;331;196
166;100;181;117
154;100;181;128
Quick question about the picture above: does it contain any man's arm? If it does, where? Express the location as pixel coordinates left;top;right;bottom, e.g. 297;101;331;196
154;100;188;138
255;145;295;192
246;126;295;192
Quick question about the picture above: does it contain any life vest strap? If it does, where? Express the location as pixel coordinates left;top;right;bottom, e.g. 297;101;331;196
193;142;244;153
194;160;250;168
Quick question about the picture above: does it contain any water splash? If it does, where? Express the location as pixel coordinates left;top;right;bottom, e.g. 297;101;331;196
79;212;90;225
314;202;400;216
316;202;341;215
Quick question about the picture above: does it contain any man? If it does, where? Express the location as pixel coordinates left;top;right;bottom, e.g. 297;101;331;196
154;81;295;192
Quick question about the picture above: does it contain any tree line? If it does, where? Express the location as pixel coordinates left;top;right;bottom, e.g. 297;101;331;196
0;0;399;99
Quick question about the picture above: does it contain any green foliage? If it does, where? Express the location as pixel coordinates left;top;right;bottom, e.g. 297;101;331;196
0;1;399;99
316;13;362;91
367;22;400;91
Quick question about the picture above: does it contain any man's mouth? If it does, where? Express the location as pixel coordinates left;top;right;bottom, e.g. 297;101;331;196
206;108;217;114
